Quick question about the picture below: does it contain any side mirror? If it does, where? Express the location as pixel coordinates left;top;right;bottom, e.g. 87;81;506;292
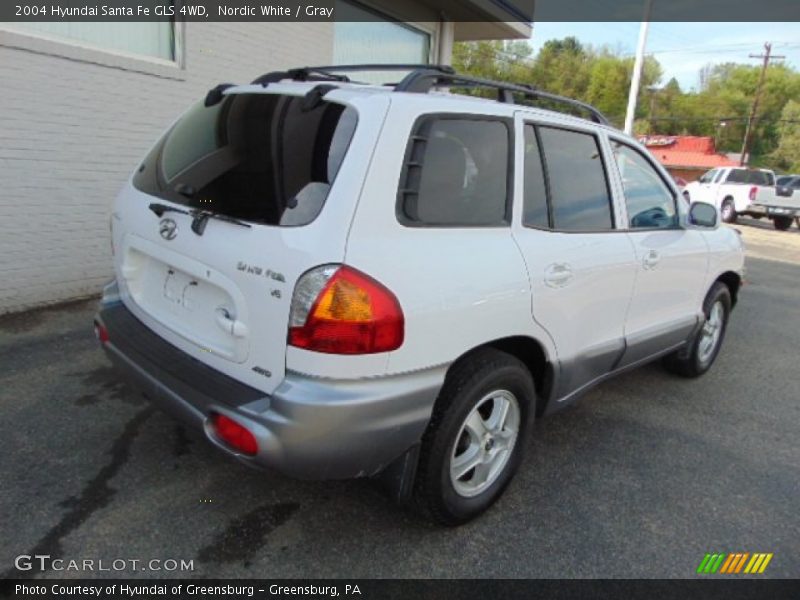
689;202;718;228
776;186;794;198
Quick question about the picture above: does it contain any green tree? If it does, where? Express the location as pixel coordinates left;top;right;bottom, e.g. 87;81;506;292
772;100;800;173
452;37;799;167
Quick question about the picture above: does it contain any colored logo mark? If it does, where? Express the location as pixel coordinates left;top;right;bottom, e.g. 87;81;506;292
697;553;773;574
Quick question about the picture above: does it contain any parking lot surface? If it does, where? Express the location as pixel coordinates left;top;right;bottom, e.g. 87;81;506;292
1;218;798;579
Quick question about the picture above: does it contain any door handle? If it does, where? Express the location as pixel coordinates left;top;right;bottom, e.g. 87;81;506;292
544;263;573;287
642;250;661;270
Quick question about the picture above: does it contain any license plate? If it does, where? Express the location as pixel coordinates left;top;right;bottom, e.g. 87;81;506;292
769;207;791;215
163;268;198;311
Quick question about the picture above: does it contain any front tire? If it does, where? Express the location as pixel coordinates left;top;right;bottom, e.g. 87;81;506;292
413;348;535;526
773;216;792;231
663;282;731;378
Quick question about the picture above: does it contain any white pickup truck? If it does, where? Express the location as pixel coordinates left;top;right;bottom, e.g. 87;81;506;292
684;167;782;226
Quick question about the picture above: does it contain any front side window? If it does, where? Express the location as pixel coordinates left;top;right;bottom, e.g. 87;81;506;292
698;169;717;184
133;94;358;227
612;141;678;229
538;127;614;231
398;117;510;227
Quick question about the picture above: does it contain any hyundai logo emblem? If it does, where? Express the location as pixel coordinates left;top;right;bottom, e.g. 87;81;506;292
159;218;178;241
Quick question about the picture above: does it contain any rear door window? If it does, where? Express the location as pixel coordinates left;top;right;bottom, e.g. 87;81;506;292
133;94;358;227
537;126;614;231
725;169;748;184
522;125;550;228
398;116;510;227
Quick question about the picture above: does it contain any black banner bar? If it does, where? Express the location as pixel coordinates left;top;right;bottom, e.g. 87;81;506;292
1;0;799;22
3;579;800;600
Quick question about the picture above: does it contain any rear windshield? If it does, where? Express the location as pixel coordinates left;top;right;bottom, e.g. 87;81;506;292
133;93;358;227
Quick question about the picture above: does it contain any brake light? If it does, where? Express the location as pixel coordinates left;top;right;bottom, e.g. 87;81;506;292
749;186;757;202
211;413;258;456
288;265;404;354
94;320;109;344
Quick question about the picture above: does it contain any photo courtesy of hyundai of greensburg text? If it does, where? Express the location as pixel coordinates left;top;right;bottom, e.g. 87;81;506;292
0;0;798;598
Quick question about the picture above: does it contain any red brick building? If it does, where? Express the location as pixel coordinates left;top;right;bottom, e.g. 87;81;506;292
639;135;739;182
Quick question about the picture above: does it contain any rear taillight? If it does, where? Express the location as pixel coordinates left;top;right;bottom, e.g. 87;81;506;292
288;265;404;354
94;320;109;344
749;186;757;202
211;413;258;456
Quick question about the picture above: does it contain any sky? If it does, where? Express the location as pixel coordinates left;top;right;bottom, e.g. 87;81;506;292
529;22;800;91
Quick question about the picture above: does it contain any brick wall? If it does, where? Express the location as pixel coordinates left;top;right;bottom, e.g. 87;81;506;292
0;23;333;314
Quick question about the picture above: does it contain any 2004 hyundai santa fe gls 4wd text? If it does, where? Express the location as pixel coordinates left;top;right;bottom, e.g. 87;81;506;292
95;65;745;525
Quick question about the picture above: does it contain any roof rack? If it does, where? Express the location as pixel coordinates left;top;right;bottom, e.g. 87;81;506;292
395;69;610;125
248;64;609;126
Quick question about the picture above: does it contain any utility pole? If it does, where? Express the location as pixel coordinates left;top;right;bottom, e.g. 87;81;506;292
624;0;653;134
739;42;784;166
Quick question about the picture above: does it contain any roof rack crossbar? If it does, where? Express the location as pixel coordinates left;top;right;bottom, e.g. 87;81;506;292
251;64;455;86
251;69;350;86
305;64;455;74
394;70;610;125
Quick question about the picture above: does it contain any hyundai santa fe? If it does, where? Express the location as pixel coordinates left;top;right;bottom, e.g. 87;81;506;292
95;65;745;524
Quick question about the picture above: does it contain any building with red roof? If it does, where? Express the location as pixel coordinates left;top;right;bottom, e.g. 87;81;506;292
638;135;739;182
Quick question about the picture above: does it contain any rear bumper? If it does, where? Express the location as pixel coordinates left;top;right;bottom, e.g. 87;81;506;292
96;299;444;480
756;205;800;218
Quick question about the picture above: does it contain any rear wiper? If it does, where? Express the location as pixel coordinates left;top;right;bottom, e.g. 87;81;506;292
189;209;252;235
149;202;189;217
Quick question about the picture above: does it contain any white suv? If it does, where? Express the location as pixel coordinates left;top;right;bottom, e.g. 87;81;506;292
95;65;745;525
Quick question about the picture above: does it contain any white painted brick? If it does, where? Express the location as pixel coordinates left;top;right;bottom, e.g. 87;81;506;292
0;22;334;313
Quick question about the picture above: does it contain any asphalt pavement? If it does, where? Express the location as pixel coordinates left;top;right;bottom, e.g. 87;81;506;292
1;218;798;579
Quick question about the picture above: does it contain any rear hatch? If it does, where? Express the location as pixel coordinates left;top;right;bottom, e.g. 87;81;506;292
111;88;367;394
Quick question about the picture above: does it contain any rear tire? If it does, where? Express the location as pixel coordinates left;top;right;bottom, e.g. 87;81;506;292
413;348;535;526
774;216;793;231
663;282;731;378
720;199;737;224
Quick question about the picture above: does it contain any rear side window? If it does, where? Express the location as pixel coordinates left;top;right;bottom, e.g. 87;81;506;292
398;117;510;227
133;94;358;227
538;127;613;231
725;169;748;184
725;169;772;186
522;125;549;228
